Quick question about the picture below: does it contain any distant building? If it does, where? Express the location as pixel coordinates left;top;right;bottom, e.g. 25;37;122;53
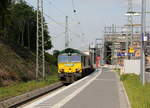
104;25;150;66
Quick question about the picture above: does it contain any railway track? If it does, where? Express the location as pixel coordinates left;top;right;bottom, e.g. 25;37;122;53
0;82;64;108
19;69;100;108
17;86;66;108
0;70;96;108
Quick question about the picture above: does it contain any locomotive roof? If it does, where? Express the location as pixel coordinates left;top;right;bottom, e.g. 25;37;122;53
59;48;88;56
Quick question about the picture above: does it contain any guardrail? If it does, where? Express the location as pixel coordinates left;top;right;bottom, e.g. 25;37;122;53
0;82;63;108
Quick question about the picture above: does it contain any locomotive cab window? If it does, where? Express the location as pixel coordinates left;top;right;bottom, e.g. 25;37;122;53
58;54;81;63
58;55;68;63
70;55;81;62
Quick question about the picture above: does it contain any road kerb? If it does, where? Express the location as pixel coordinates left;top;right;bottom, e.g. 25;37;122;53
120;81;131;108
115;71;131;108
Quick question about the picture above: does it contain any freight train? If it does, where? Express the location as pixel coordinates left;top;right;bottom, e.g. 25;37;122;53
58;48;94;84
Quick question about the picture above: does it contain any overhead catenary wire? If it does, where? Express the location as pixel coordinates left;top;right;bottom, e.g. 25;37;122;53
47;1;67;17
44;13;83;38
44;0;88;44
44;0;86;42
45;0;79;24
72;0;76;13
71;0;88;43
26;0;87;45
26;1;66;38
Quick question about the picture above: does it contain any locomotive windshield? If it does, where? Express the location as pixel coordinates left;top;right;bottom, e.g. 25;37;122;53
58;55;68;63
58;55;81;63
70;55;81;62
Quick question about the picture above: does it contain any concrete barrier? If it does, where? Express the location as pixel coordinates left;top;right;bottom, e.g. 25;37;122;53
124;60;140;75
0;82;63;108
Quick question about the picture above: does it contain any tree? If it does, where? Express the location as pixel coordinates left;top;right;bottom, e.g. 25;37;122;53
0;0;12;36
53;50;60;57
6;1;52;51
45;52;57;65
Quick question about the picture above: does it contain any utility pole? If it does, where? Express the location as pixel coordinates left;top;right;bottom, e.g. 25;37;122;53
101;40;104;65
36;0;45;80
65;16;69;48
95;38;102;55
141;0;146;85
112;24;115;65
125;0;134;60
126;26;129;59
89;43;95;67
95;39;102;66
128;0;133;46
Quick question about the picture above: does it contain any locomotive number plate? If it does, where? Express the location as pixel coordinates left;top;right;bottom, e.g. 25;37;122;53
65;64;74;66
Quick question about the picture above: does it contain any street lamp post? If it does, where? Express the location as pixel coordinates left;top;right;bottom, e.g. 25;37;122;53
141;0;146;85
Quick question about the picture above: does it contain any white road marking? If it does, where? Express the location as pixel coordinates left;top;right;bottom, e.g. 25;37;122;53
22;70;100;108
52;70;102;108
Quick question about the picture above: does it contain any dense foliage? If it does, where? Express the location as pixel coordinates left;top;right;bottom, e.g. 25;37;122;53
0;1;52;51
0;1;56;86
0;0;11;34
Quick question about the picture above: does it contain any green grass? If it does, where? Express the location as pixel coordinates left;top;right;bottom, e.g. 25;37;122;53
121;74;150;108
0;74;59;101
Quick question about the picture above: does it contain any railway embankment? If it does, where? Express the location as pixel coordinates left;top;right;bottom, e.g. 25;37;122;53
0;39;59;103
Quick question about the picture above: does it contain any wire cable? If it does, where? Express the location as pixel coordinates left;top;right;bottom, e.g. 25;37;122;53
26;0;87;44
72;0;76;13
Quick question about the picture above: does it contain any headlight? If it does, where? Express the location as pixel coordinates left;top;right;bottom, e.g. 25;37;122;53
59;69;64;72
76;69;80;72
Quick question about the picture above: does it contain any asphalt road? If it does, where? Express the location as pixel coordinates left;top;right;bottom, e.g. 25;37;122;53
21;67;128;108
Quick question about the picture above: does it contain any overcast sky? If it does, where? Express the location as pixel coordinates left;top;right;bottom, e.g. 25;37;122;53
25;0;145;53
